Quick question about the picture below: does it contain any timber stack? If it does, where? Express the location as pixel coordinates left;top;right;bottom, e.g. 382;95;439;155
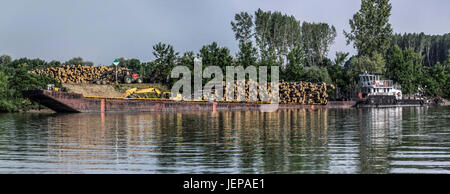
203;81;334;105
31;65;128;84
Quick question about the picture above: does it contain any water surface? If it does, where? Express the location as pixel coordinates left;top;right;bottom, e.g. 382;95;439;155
0;106;449;174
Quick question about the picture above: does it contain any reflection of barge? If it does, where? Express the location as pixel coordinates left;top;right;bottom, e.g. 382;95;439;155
23;89;357;113
356;73;426;108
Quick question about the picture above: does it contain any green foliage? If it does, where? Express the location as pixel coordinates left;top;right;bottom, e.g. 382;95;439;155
6;57;50;71
301;22;337;66
177;51;195;70
236;41;258;68
65;57;94;66
254;9;302;64
0;63;61;112
326;53;352;93
0;55;12;65
334;52;350;66
391;32;450;67
199;42;234;70
0;71;16;112
386;45;424;94
348;52;386;75
152;42;179;84
231;12;258;68
301;66;332;84
114;57;150;77
344;0;393;57
231;12;254;44
283;46;306;82
423;62;449;97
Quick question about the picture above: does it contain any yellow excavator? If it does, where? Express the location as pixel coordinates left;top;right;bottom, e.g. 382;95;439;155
122;87;182;101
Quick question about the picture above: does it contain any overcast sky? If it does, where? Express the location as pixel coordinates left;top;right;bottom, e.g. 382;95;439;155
1;0;449;65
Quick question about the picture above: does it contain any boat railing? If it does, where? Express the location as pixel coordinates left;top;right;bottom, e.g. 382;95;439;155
360;80;394;87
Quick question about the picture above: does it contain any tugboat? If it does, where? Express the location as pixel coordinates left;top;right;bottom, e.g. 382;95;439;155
356;73;425;107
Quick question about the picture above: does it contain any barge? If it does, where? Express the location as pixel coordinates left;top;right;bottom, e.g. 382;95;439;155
23;72;430;113
22;89;357;113
355;73;426;108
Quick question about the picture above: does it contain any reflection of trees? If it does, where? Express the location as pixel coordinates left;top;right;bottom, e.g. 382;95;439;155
45;113;129;172
0;113;53;158
224;109;331;173
326;109;361;173
41;109;334;173
358;108;403;173
0;107;415;173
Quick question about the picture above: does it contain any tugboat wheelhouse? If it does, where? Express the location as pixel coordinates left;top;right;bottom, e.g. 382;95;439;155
358;73;402;100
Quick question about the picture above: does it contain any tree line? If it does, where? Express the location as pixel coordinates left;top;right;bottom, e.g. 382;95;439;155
1;0;449;112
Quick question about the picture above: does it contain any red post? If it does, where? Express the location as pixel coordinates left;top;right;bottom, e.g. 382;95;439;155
213;102;217;113
101;99;105;113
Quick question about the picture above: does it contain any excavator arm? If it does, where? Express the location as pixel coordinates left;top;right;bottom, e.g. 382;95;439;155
122;88;138;98
121;87;163;98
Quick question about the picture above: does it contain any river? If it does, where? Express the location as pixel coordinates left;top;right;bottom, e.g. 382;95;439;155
0;106;449;174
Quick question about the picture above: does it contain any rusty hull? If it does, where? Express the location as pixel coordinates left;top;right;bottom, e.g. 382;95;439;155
23;89;357;113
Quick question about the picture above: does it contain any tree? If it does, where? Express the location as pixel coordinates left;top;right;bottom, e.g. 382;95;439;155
231;12;258;68
0;55;12;65
48;60;62;67
326;52;352;97
423;62;449;97
198;42;234;71
114;58;145;76
231;12;254;44
152;42;179;84
301;66;332;84
6;58;49;71
0;71;16;112
301;22;337;66
254;9;302;65
386;45;423;94
344;0;393;57
1;63;60;111
65;57;94;66
348;52;386;75
334;52;350;66
177;51;196;70
283;46;305;81
391;32;450;67
236;41;258;68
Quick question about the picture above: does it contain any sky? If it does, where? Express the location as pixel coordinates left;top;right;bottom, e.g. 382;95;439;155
1;0;450;65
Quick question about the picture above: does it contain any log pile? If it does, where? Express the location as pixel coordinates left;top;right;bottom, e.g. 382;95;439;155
202;81;334;105
31;65;128;84
279;82;333;104
32;65;333;105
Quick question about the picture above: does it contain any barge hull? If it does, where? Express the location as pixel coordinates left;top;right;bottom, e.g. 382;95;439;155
23;90;357;113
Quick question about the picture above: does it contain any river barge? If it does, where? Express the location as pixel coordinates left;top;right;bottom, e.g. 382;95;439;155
22;89;357;113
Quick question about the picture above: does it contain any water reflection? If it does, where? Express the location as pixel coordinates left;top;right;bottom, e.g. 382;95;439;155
0;106;449;173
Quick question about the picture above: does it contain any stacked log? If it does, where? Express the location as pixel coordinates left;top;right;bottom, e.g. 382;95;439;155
202;81;333;105
31;65;128;84
279;82;333;104
32;64;333;105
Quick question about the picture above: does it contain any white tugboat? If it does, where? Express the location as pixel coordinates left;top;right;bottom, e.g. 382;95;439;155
358;73;402;99
356;73;425;107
